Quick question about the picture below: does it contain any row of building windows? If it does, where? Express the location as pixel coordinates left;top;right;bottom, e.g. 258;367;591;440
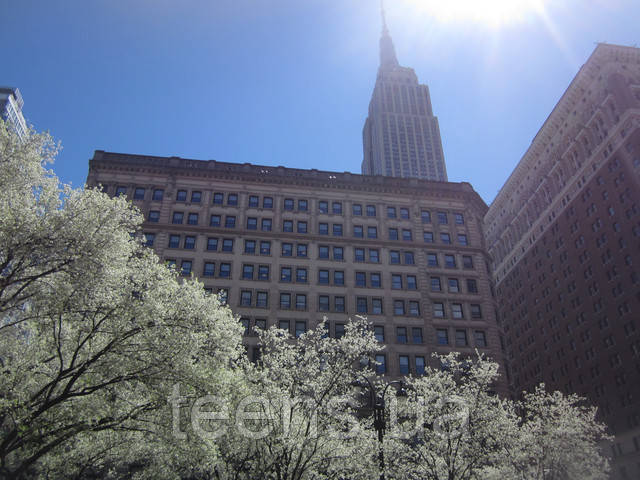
112;185;466;225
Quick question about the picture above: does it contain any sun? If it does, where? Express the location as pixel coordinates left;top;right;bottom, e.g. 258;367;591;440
405;0;549;27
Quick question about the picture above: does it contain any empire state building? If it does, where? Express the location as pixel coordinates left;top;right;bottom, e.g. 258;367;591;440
361;9;448;181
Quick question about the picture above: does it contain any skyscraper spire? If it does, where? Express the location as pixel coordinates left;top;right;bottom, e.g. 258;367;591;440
379;0;399;69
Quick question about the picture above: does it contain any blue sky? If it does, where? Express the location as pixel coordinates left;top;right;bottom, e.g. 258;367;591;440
2;0;639;203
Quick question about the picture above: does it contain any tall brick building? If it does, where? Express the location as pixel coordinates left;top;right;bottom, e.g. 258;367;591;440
485;43;640;478
87;152;505;388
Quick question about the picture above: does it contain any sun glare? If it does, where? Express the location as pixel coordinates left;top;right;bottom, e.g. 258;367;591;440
407;0;548;27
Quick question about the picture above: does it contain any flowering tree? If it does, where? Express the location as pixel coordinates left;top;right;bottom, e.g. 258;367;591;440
0;121;245;478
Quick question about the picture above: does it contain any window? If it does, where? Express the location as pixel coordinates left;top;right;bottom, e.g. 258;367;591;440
152;189;164;201
475;331;487;347
295;321;307;337
148;210;160;222
260;241;271;255
404;251;415;264
452;304;464;319
457;234;468;246
407;275;417;290
430;277;442;292
387;206;397;218
402;229;412;241
134;187;145;200
335;323;345;339
400;208;409;219
438;212;448;224
222;239;234;252
258;265;269;280
172;212;184;224
412;328;423;344
257;292;268;308
466;279;478;293
242;264;254;280
354;225;363;238
181;260;192;276
375;354;386;374
454;213;464;225
203;262;215;277
372;298;383;314
249;195;259;207
219;263;231;278
210;214;221;227
371;273;382;288
280;293;292;309
448;278;460;293
283;220;293;232
319;201;328;213
374;326;385;342
433;302;445;318
184;236;196;249
333;247;343;260
284;198;294;210
369;249;380;263
225;216;236;228
389;251;400;264
319;223;328;235
409;301;420;316
394;300;405;315
399;355;410;374
421;210;431;223
282;243;293;256
367;205;377;217
213;192;223;204
240;290;252;306
423;231;434;243
297;221;308;234
353;204;362;216
318;270;329;284
415;356;425;375
470;304;482;319
354;248;365;262
357;297;368;313
427;253;438;266
389;228;399;240
296;268;308;283
168;235;180;248
280;267;292;282
184;212;197;225
279;319;290;332
355;272;366;287
440;233;451;244
298;199;308;211
143;233;155;247
367;226;378;239
296;244;308;257
397;327;408;343
296;294;307;310
175;189;187;201
261;219;272;231
247;217;258;230
227;194;238;206
263;196;273;209
218;288;228;304
319;295;330;311
455;330;468;347
332;202;342;214
445;255;456;268
391;274;402;289
462;255;474;269
191;191;202;203
319;245;329;259
334;270;344;285
255;318;267;330
335;296;345;312
244;240;255;254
